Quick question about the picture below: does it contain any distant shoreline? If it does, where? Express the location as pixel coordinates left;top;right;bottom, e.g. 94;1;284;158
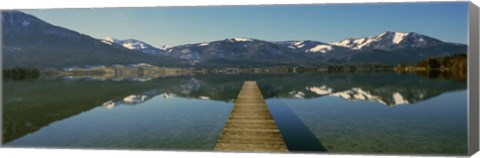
3;55;467;83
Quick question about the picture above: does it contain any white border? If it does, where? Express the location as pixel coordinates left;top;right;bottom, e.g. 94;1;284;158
0;0;479;158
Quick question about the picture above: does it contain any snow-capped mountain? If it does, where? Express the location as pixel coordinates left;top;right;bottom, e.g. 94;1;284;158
324;31;466;64
329;88;410;106
2;11;184;68
331;31;444;51
276;40;342;53
163;37;315;66
101;36;121;44
274;40;353;61
226;37;255;42
101;36;166;55
162;31;465;66
3;10;467;68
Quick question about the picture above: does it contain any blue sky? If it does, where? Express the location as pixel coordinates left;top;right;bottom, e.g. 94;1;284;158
23;2;468;47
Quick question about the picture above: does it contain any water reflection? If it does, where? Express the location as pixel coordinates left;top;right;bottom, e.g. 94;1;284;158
6;96;233;150
268;91;467;154
2;72;467;154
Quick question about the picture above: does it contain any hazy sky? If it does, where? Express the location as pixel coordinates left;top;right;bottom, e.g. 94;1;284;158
22;2;468;47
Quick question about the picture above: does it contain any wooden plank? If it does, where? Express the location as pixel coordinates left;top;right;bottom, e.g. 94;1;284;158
214;81;288;152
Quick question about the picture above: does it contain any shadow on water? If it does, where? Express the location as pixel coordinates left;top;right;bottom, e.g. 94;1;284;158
268;102;327;152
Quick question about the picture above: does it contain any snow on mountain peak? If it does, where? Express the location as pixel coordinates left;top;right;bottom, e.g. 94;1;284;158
331;31;421;50
375;31;410;44
228;37;254;42
99;36;166;55
101;36;152;50
294;41;306;48
330;37;371;50
283;41;306;49
198;42;210;46
102;36;120;43
393;32;409;44
121;39;149;50
307;44;333;53
123;42;145;49
278;40;338;53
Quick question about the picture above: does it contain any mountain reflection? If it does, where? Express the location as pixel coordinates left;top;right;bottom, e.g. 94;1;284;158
102;91;175;110
98;72;465;110
3;72;466;143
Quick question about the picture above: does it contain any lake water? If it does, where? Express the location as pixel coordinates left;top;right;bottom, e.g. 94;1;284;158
2;72;468;155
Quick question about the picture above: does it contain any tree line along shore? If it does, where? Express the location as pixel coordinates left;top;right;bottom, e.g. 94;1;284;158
2;54;467;81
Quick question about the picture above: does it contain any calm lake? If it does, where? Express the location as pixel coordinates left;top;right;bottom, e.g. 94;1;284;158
2;72;468;155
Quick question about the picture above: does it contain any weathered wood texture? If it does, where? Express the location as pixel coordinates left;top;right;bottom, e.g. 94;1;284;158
214;81;288;152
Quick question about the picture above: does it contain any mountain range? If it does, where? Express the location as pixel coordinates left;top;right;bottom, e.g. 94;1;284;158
2;11;467;68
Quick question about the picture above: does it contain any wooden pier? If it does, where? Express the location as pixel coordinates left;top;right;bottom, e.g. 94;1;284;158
214;81;288;152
